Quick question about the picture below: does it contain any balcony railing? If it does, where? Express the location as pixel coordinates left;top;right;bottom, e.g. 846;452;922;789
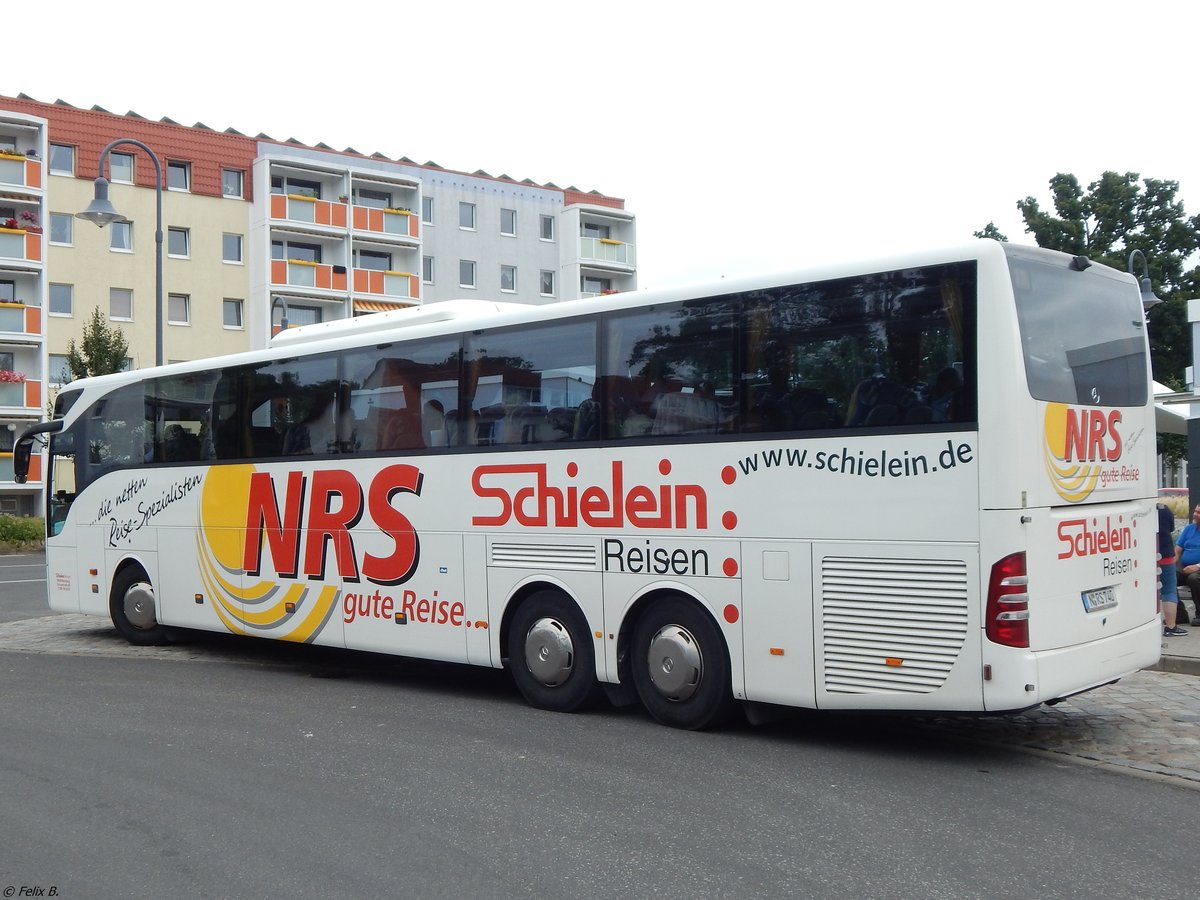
0;227;41;264
352;268;418;300
352;207;419;240
270;259;348;292
0;302;41;337
580;237;635;267
0;379;40;409
270;194;348;229
0;153;41;191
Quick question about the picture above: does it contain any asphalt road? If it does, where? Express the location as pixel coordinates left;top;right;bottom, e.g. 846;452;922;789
1;553;1196;898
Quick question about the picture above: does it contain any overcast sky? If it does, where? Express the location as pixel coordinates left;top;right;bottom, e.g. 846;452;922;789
12;0;1198;289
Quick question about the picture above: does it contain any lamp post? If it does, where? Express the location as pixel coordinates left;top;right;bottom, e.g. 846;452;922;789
77;138;164;366
1127;248;1164;311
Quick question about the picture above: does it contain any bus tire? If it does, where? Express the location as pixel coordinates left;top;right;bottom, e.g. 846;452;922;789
507;589;601;713
631;595;734;730
110;566;169;646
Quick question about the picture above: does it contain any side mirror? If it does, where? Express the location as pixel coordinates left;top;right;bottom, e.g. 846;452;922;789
12;420;64;483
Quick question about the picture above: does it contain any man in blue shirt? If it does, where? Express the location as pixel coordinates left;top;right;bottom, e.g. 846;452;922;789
1174;504;1200;626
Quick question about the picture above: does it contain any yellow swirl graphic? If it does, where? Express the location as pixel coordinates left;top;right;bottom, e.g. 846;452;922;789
1042;403;1100;503
196;466;339;642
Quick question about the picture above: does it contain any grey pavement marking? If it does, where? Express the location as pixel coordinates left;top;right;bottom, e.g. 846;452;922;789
2;613;1198;787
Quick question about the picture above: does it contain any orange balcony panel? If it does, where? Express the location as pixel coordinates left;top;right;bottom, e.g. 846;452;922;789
369;209;384;232
370;271;385;294
25;232;40;262
271;259;288;284
271;195;287;219
315;266;332;290
332;268;347;291
352;268;367;292
24;306;40;334
407;216;419;239
352;207;367;230
331;203;347;228
26;159;41;190
24;379;40;408
409;274;420;297
314;201;332;227
27;452;42;483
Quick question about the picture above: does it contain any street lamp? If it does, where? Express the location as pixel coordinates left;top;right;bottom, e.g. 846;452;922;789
1127;249;1164;311
77;138;164;366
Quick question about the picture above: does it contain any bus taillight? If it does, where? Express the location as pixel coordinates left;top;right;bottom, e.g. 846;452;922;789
986;552;1029;648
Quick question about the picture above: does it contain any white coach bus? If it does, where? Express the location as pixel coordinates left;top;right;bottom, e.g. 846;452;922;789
16;240;1161;729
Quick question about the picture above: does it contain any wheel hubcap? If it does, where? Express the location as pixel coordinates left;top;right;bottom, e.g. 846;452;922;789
123;582;158;630
647;624;702;701
524;617;574;686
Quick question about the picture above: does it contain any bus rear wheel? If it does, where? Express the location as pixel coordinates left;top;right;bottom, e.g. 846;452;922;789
110;566;169;646
631;596;734;730
507;589;601;713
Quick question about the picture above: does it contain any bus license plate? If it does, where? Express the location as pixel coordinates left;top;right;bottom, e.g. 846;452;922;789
1082;586;1117;612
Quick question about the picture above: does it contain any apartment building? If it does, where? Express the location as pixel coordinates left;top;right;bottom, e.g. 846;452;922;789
0;93;637;517
0;109;46;516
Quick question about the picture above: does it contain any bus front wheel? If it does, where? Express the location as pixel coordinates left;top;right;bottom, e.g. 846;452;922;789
631;596;734;730
507;590;601;713
110;567;169;646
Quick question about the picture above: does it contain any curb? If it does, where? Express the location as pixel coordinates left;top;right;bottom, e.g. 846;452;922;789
1147;655;1200;677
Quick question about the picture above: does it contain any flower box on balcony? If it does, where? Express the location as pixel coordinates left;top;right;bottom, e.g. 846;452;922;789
385;208;412;216
599;238;623;245
0;151;26;161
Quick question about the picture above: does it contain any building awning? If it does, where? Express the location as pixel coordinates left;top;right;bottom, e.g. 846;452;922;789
353;299;410;314
1155;380;1193;436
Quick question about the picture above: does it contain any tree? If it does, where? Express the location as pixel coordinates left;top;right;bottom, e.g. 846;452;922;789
976;171;1200;386
65;307;130;380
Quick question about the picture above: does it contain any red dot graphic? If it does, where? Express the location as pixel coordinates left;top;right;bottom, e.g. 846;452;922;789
566;462;578;477
722;511;737;530
723;604;739;624
723;558;738;577
659;458;672;476
722;466;736;485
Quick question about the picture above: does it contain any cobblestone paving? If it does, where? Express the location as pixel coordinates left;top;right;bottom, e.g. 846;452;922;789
3;614;1199;787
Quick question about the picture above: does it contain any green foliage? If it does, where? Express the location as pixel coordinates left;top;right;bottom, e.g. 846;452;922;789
0;515;44;549
65;306;130;380
980;172;1200;385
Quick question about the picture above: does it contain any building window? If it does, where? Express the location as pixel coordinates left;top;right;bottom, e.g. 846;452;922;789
540;270;555;297
272;240;321;263
49;213;73;245
582;222;612;239
277;305;321;328
271;176;320;198
0;280;12;302
167;293;190;325
109;152;134;183
501;208;516;236
459;202;476;230
222;168;244;198
421;196;434;224
583;276;612;295
354;249;392;271
110;221;133;251
110;288;133;320
0;135;14;154
422;256;434;284
459;259;476;288
167;227;189;258
501;265;517;293
167;160;191;191
541;215;555;241
223;299;244;328
49;144;75;175
354;188;391;209
223;233;243;263
48;353;71;385
49;283;72;315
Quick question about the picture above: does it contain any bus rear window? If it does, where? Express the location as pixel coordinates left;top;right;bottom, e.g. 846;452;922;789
1007;248;1148;406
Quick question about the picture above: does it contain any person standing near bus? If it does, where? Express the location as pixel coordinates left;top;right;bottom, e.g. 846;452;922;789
1162;503;1187;635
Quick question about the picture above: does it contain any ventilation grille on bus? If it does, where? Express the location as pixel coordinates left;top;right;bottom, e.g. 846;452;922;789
489;543;597;570
821;556;969;695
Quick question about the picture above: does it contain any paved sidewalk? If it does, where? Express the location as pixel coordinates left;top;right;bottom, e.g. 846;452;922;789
2;613;1199;787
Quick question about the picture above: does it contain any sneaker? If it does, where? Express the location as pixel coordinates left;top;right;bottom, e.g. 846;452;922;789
1164;626;1189;636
